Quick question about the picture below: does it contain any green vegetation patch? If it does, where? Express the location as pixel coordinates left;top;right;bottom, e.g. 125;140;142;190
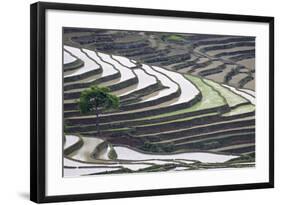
166;34;185;42
141;75;226;120
203;78;249;107
222;104;255;116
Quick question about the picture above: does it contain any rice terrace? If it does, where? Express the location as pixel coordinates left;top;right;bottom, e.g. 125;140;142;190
63;28;256;177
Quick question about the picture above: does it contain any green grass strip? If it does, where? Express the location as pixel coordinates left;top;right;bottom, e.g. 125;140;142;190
203;78;249;107
222;104;255;116
140;75;226;120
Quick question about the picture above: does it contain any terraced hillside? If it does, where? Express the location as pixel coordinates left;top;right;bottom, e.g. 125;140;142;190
65;28;255;90
63;29;255;177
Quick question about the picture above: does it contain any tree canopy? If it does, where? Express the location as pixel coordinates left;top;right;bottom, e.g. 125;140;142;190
78;86;119;114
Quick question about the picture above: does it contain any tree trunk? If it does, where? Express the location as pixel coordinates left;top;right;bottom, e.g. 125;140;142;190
95;105;101;137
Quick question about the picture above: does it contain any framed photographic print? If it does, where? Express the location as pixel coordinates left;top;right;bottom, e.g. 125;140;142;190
30;1;274;203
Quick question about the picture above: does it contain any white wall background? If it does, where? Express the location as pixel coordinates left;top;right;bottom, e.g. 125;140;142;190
0;0;279;204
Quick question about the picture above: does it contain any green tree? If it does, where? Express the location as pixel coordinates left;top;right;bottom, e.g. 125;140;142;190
78;86;119;137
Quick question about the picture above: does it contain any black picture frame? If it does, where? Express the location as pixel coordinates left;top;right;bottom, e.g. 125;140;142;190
30;1;274;203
